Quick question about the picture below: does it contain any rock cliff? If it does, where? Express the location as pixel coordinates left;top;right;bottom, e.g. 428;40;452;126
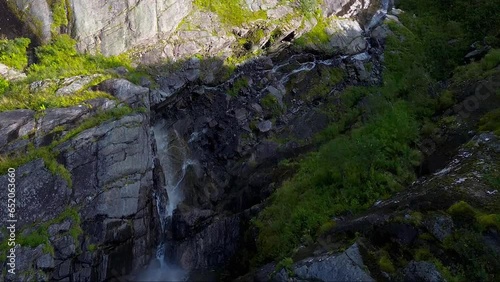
6;0;389;60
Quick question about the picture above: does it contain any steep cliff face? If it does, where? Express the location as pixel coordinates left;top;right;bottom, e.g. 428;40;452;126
0;80;159;281
6;0;389;59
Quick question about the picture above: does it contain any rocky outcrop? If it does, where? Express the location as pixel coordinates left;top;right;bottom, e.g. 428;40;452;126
0;63;27;81
275;243;375;282
6;0;389;61
5;0;52;43
0;79;157;281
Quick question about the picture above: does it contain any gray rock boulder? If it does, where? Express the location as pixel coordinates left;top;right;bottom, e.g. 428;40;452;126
0;62;27;81
55;74;102;96
6;0;52;43
0;109;35;149
98;78;150;109
276;243;375;282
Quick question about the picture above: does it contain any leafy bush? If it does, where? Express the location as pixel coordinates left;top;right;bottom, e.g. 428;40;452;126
0;38;30;70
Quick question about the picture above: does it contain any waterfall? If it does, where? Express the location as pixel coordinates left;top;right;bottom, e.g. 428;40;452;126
135;120;193;281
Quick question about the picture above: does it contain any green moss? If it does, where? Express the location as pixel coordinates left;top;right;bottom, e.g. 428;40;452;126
275;257;294;276
227;77;249;97
56;105;134;146
49;0;70;33
0;38;30;70
193;0;267;26
316;221;336;237
0;35;135;112
0;207;81;260
87;244;97;252
476;214;500;231
414;247;433;261
28;35;132;81
478;108;500;136
261;94;282;116
294;16;330;48
447;201;477;218
378;253;396;273
0;106;133;185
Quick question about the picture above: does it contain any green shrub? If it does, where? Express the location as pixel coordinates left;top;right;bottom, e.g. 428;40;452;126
414;247;433;261
0;77;8;95
254;102;420;261
304;67;345;101
448;201;477;218
0;38;31;70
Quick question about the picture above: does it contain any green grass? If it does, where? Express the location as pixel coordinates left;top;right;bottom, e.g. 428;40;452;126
193;0;267;26
0;38;30;70
0;77;8;95
0;35;134;112
28;34;131;81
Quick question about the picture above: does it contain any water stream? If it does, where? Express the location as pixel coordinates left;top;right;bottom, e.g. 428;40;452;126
136;121;196;281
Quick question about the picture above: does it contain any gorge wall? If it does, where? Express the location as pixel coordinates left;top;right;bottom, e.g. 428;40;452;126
0;0;396;280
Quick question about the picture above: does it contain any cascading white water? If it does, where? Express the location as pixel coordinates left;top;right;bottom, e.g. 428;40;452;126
136;120;193;281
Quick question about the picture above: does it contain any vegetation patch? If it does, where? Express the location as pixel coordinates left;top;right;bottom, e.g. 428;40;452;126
0;207;82;260
227;77;249;97
478;108;500;136
0;37;30;70
0;35;140;112
193;0;267;26
252;0;500;264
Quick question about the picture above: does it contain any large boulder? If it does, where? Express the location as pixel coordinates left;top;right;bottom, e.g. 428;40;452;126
275;243;375;282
